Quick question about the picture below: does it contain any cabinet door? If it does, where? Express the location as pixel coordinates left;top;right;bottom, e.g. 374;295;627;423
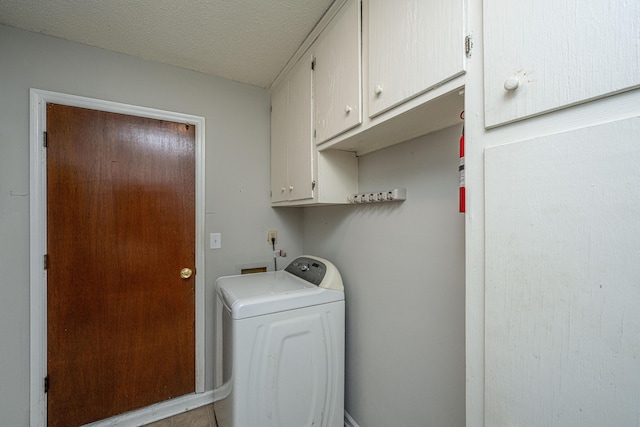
314;0;362;144
286;54;315;202
485;117;640;426
270;83;289;203
367;0;465;117
484;0;640;128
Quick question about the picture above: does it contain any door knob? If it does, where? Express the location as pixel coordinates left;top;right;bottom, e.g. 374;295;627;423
180;268;193;279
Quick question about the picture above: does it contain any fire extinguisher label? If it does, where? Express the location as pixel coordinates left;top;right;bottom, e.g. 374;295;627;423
459;129;465;213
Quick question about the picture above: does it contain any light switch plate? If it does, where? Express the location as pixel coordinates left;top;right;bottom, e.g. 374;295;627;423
210;232;221;249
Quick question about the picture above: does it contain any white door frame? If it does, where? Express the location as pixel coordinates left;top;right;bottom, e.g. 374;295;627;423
29;89;209;426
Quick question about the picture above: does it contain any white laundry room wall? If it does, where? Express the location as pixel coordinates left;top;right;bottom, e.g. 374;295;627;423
303;125;466;427
0;24;303;426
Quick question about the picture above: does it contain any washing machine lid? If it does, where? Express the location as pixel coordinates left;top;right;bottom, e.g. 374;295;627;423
216;256;344;319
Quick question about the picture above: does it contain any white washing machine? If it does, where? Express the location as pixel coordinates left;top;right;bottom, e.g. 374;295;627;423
214;255;345;427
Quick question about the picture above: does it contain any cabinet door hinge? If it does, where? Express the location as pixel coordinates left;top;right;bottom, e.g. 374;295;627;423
465;35;473;57
44;375;49;393
312;180;316;190
311;58;316;71
43;131;48;148
43;254;48;270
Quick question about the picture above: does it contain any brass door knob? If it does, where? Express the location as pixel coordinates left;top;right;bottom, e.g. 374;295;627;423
180;268;193;279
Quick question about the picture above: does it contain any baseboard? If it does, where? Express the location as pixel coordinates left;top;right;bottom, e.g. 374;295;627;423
84;391;215;426
84;391;357;427
344;410;361;427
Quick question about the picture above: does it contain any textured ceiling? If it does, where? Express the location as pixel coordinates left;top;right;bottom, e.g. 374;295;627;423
0;0;334;88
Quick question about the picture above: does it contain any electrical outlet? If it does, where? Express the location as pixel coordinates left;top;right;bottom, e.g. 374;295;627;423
267;229;278;244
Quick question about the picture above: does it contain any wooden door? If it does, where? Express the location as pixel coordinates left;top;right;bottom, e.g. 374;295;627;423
46;104;196;427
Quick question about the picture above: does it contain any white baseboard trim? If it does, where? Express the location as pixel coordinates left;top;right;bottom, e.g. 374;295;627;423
344;410;361;427
83;391;216;427
83;389;353;427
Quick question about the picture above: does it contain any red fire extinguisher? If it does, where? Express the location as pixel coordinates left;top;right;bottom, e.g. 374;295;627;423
459;123;465;213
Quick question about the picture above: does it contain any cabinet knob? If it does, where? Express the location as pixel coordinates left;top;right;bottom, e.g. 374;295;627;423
504;76;521;91
289;186;294;192
345;105;352;114
374;85;384;96
281;187;286;193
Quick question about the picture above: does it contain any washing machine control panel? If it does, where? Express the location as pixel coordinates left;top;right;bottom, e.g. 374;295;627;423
285;257;326;286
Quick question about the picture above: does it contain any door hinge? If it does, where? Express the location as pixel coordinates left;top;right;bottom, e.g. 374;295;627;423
465;35;473;57
44;375;49;393
311;58;316;71
312;180;316;190
43;254;48;270
43;131;48;148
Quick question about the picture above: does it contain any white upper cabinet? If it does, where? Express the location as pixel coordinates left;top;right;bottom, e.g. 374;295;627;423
270;53;315;204
367;0;466;118
270;81;290;203
270;50;358;207
286;54;315;202
484;0;640;128
314;0;362;144
271;0;469;203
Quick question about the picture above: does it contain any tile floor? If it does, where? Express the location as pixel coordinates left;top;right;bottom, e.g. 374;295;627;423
145;404;217;427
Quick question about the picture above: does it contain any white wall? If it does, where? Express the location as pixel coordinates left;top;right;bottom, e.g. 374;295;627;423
303;125;466;427
0;24;303;426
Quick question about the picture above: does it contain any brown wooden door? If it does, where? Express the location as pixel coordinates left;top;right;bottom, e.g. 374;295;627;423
46;104;196;427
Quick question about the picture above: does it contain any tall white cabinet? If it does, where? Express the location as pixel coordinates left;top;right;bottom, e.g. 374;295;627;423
475;0;640;426
484;118;640;427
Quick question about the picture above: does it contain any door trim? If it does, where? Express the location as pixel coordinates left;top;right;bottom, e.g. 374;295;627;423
29;89;207;426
